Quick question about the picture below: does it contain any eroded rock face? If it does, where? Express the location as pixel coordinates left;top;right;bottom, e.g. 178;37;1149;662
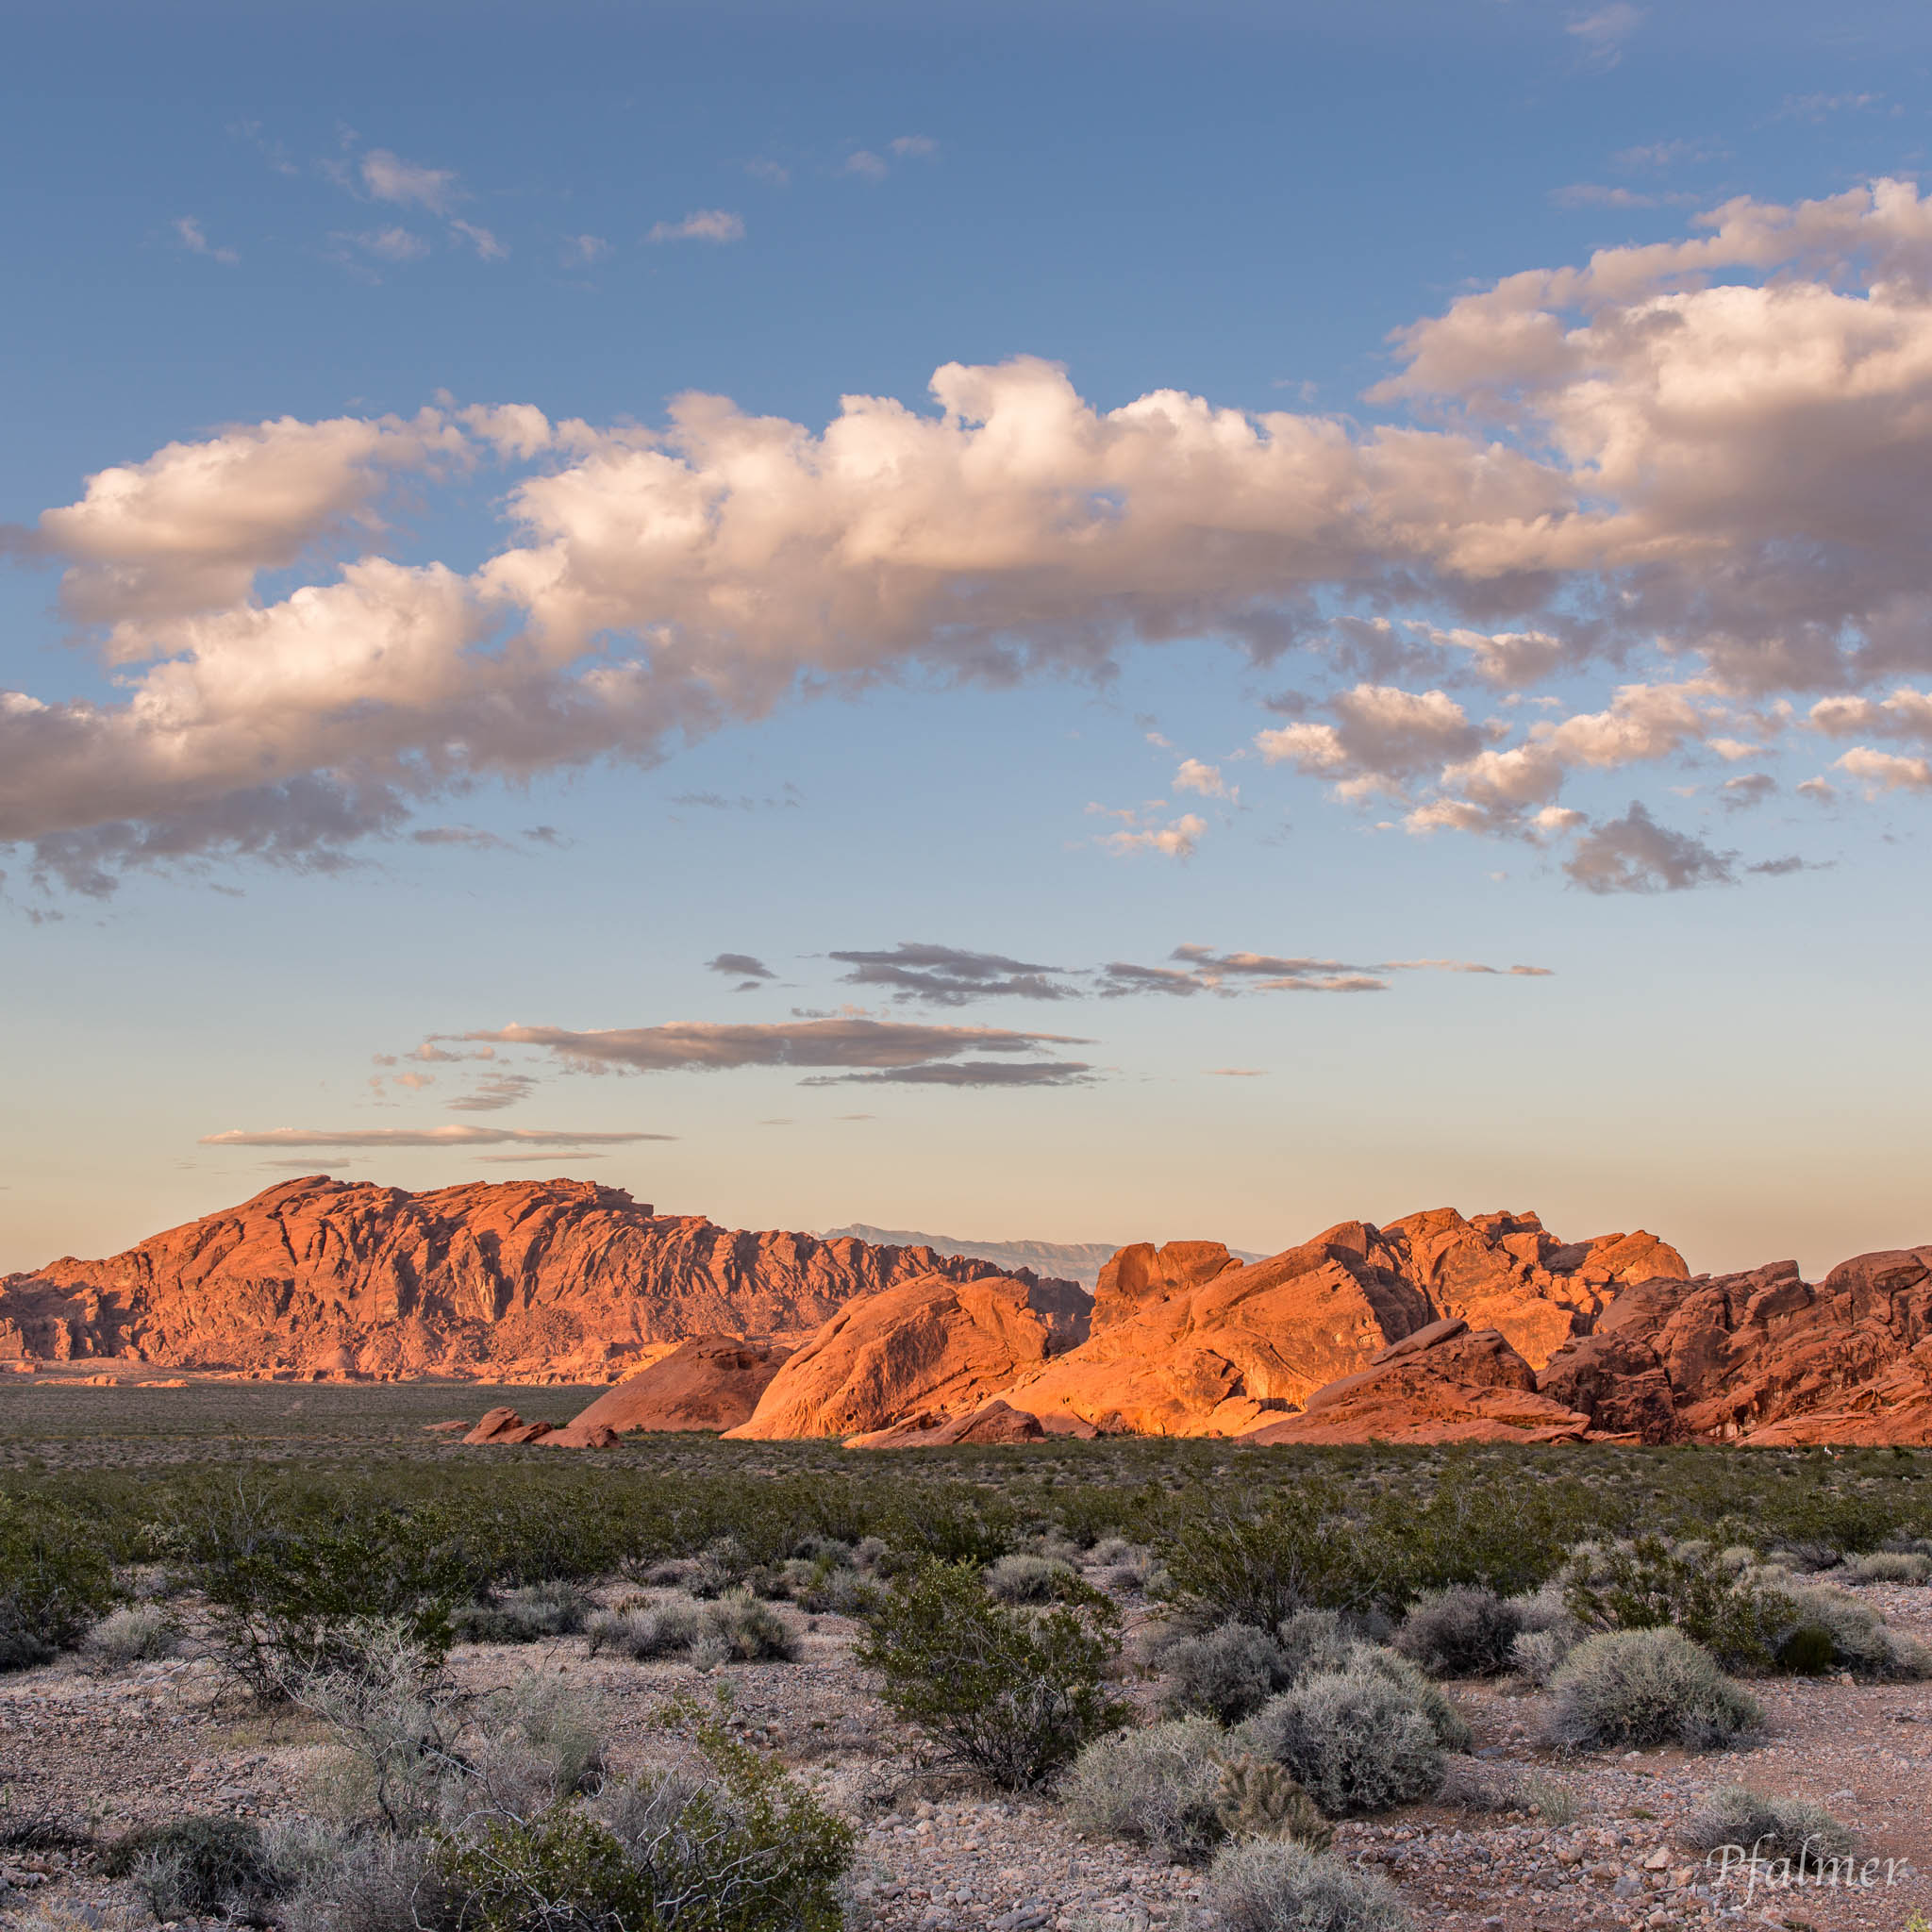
1540;1247;1932;1445
999;1209;1685;1439
1240;1323;1592;1445
0;1175;1031;1379
550;1335;791;1441
722;1272;1091;1441
843;1397;1049;1449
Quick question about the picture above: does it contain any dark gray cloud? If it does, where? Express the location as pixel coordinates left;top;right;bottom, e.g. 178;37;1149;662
800;1059;1095;1088
1563;803;1737;893
26;774;408;897
830;941;1075;1005
445;1074;541;1112
1719;773;1778;811
1747;854;1829;876
463;1018;1092;1085
707;952;775;982
410;824;509;850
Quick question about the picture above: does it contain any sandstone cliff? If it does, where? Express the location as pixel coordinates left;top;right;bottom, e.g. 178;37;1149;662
722;1272;1091;1441
1537;1246;1932;1445
0;1175;1038;1379
997;1208;1685;1438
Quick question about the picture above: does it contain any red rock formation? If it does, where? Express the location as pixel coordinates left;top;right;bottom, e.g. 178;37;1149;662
843;1397;1050;1449
723;1272;1090;1441
1540;1247;1932;1445
548;1335;791;1441
1239;1321;1591;1445
463;1406;560;1444
0;1175;1035;1379
1001;1209;1684;1438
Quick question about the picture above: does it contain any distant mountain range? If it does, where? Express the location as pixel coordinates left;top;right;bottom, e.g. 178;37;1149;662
821;1224;1268;1291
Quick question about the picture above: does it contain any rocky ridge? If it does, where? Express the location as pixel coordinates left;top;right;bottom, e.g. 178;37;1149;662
0;1175;1045;1381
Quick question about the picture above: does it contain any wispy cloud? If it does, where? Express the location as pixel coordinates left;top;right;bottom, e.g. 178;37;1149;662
446;1073;541;1112
449;219;508;261
560;234;610;269
647;209;744;243
201;1124;668;1148
1567;3;1643;68
455;1016;1093;1087
890;135;939;158
361;149;460;214
843;151;889;181
1551;183;1692;210
174;217;239;266
830;942;1074;1006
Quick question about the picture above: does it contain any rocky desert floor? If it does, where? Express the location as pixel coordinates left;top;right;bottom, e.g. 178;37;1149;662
3;1577;1930;1932
4;1376;1931;1932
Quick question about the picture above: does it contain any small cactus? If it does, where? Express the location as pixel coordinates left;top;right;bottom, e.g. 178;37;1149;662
1213;1757;1333;1851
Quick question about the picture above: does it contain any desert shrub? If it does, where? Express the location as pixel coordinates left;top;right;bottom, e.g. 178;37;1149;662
446;1736;852;1932
1160;1622;1289;1723
289;1620;470;1833
105;1817;275;1921
1352;1647;1471;1752
1394;1587;1524;1678
1158;1491;1396;1630
1061;1717;1227;1863
584;1595;796;1666
1233;1665;1444;1816
706;1592;800;1662
985;1554;1082;1604
163;1485;468;1697
1544;1629;1763;1752
1684;1786;1856;1861
1208;1836;1409;1932
84;1603;179;1667
791;1564;874;1616
0;1496;116;1671
1848;1551;1932;1585
1273;1611;1360;1686
1564;1537;1803;1674
275;1829;460;1932
453;1581;591;1645
1519;1774;1580;1827
1214;1759;1332;1852
857;1557;1126;1790
1780;1580;1932;1678
1509;1627;1573;1688
587;1602;709;1661
485;1671;606;1801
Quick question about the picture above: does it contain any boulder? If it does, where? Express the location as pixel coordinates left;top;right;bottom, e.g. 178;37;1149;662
1240;1325;1591;1445
844;1398;1049;1449
548;1334;791;1441
723;1273;1090;1440
462;1406;558;1444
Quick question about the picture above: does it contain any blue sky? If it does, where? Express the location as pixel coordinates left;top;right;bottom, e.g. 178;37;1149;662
6;0;1932;1277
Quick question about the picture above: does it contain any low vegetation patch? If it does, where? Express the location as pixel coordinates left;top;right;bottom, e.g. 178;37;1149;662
1209;1835;1409;1932
858;1557;1126;1790
1544;1628;1763;1751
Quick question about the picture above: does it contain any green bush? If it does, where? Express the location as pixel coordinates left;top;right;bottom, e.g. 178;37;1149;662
1159;1622;1289;1723
1233;1665;1445;1817
104;1817;276;1921
0;1496;116;1670
857;1557;1126;1790
162;1485;468;1697
83;1603;179;1667
1544;1629;1762;1751
1208;1836;1409;1932
1158;1491;1392;1630
1847;1551;1932;1585
1685;1786;1856;1861
1779;1580;1932;1679
1061;1718;1228;1864
1563;1537;1800;1673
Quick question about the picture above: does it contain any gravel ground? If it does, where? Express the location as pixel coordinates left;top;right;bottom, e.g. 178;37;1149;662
3;1582;1929;1932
